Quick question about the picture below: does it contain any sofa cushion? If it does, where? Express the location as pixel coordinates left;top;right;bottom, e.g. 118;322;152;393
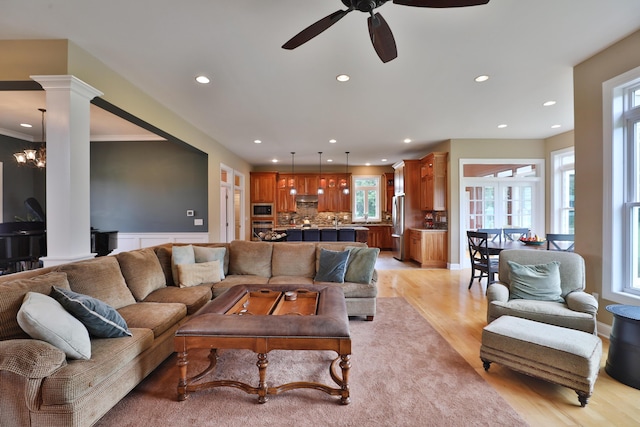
117;302;187;338
229;240;273;277
17;292;91;360
345;246;379;284
41;328;154;405
143;285;211;315
177;260;221;287
314;248;350;283
271;243;316;277
212;275;270;298
56;257;136;309
50;287;132;338
171;245;195;285
155;246;176;286
116;248;166;300
0;272;71;340
507;260;564;303
193;246;226;279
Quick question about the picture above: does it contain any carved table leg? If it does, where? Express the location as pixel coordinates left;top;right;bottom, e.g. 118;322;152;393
339;354;351;405
177;350;188;401
257;353;269;403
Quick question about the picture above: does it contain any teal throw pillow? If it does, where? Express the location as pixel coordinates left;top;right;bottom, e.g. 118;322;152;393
171;245;195;285
314;248;350;283
345;246;380;284
50;286;132;338
507;260;564;303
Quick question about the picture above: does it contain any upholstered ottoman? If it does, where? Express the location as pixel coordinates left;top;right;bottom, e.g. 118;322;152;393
480;315;602;407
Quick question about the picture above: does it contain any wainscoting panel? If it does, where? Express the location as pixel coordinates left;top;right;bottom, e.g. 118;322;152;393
112;233;210;254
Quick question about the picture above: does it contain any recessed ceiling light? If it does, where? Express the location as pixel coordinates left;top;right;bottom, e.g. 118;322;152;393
497;124;508;129
365;162;371;166
381;158;388;162
327;159;333;162
403;138;411;143
336;74;350;82
551;124;562;129
271;159;278;163
195;75;210;84
543;100;556;107
329;139;337;143
254;140;262;144
20;123;32;128
475;75;489;82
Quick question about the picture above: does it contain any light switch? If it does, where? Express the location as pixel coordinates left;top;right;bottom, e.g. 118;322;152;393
194;218;203;226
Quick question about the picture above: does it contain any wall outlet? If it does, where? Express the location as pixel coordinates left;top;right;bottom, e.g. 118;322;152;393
194;218;203;226
186;210;194;217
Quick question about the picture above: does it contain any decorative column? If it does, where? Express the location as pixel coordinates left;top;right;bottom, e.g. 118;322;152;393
30;75;103;267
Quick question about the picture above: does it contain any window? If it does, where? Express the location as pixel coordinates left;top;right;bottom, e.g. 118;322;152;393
603;66;640;302
550;148;575;233
353;175;380;222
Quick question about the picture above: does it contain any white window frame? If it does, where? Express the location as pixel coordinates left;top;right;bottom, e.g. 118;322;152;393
550;147;575;233
602;65;640;304
352;175;381;223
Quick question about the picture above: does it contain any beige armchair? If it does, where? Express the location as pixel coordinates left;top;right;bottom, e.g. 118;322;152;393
487;249;598;334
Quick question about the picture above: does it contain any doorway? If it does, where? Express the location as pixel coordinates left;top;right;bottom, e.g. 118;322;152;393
220;164;245;242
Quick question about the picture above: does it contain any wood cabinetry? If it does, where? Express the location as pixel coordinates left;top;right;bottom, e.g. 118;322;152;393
420;152;447;211
276;175;296;213
295;175;319;195
318;175;351;212
250;172;276;203
384;173;394;213
409;229;447;268
366;225;392;249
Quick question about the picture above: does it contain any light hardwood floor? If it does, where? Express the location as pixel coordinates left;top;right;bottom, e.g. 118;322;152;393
374;251;640;427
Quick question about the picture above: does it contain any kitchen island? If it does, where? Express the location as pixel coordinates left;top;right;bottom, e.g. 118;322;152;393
272;226;369;243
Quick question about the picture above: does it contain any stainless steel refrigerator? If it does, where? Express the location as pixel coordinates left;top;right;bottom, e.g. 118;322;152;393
391;194;405;261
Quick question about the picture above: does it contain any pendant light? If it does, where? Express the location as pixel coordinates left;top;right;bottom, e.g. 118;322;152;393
14;108;46;168
289;152;297;195
317;152;324;195
342;151;350;195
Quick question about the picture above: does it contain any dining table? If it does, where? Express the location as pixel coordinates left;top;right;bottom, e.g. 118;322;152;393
486;240;547;256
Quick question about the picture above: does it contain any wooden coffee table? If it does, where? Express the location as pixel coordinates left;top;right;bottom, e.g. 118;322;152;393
174;284;352;404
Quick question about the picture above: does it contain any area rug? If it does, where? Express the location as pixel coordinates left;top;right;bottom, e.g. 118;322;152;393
96;297;528;426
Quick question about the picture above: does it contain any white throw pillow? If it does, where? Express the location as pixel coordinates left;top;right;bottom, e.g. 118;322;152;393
17;292;91;360
177;260;222;288
193;246;226;279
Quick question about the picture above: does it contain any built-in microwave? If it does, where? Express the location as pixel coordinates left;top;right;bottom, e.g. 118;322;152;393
251;203;273;218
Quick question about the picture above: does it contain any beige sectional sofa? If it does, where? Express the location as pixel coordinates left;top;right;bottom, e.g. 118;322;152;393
0;240;377;427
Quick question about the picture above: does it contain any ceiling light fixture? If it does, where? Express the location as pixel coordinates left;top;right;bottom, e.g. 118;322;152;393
254;139;262;144
272;158;278;163
543;100;556;107
289;152;297;195
342;152;350;195
403;138;411;143
381;158;388;162
20;123;32;128
317;152;324;195
195;75;210;84
329;139;337;143
551;124;562;129
336;74;350;82
475;75;489;82
497;124;508;129
14;108;46;168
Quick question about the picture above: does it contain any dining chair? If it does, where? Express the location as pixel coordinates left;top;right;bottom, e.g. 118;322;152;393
466;231;499;290
477;228;502;243
503;228;529;242
546;233;575;251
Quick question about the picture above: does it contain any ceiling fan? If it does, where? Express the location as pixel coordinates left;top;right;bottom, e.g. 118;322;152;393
282;0;490;63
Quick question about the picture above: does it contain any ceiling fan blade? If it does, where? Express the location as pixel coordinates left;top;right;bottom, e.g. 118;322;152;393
393;0;489;7
368;13;397;63
282;9;353;50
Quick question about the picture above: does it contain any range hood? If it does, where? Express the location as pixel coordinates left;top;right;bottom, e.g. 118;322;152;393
295;195;318;203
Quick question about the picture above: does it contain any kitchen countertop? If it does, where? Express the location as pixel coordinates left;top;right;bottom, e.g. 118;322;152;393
273;225;371;231
408;228;448;232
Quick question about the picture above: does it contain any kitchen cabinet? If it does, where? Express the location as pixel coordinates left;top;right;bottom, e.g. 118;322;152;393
409;229;447;268
276;175;296;213
295;175;319;195
250;172;276;203
366;225;392;250
385;173;394;213
420;152;447;211
318;175;351;212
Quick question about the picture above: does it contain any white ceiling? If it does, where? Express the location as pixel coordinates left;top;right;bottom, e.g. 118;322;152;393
1;0;640;167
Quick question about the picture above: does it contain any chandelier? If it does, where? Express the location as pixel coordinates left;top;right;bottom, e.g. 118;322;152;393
14;108;46;168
